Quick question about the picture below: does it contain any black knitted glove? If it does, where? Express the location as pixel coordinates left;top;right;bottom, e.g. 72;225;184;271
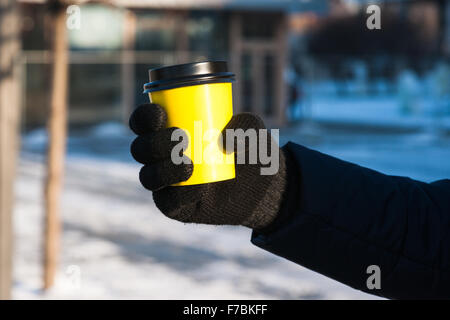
129;103;288;230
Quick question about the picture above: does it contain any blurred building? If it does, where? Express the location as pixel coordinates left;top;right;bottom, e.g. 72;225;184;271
289;0;449;99
17;0;450;128
17;0;328;128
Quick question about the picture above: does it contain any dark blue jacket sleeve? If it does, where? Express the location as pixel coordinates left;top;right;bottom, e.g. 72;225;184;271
251;142;450;299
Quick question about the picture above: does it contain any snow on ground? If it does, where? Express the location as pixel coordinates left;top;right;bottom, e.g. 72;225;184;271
12;120;450;300
304;95;450;130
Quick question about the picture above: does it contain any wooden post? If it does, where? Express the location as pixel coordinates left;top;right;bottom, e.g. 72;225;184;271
444;0;450;55
175;10;189;64
0;0;20;300
251;50;264;116
229;13;242;114
43;3;68;290
121;10;136;123
274;14;288;126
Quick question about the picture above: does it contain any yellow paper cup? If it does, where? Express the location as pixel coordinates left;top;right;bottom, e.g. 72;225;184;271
143;61;235;186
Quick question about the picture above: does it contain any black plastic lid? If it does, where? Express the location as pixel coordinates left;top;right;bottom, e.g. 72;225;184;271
144;61;235;93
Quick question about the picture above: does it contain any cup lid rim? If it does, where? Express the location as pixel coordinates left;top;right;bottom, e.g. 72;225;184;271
149;61;233;82
144;61;235;93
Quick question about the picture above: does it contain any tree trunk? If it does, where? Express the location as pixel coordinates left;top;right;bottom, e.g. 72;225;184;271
43;4;68;290
121;10;136;123
0;0;21;300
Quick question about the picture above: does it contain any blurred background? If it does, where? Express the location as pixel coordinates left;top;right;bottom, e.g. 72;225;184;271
0;0;449;299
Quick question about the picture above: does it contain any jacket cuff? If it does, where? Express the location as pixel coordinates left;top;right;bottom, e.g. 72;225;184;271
251;142;302;238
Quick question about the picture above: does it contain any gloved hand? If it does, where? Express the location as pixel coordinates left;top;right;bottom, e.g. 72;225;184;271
129;103;288;230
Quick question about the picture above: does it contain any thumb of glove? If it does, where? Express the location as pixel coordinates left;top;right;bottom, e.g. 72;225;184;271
221;113;266;156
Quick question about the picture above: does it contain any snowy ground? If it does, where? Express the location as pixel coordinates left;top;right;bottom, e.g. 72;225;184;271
301;95;450;131
12;120;450;300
